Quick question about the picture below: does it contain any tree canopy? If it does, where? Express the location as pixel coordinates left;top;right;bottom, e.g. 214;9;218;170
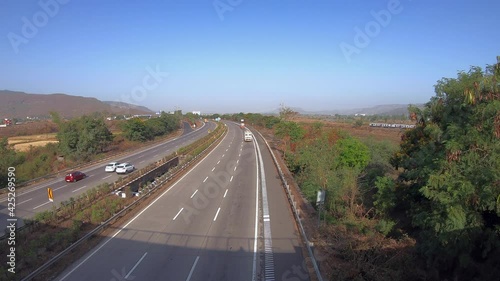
58;115;113;161
376;57;500;280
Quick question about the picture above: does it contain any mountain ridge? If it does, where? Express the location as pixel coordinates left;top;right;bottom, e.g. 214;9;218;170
0;90;154;119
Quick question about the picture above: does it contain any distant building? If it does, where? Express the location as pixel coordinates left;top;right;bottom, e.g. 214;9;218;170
192;111;201;115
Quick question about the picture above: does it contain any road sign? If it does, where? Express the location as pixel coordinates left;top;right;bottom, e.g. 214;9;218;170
317;190;326;204
47;188;54;202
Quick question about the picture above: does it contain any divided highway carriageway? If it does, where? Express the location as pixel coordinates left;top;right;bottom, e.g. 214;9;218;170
55;121;310;281
0;121;216;231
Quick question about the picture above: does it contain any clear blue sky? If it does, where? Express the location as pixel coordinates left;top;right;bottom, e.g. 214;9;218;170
1;0;498;113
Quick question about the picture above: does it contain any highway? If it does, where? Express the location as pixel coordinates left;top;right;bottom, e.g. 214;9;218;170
0;121;216;231
55;121;310;281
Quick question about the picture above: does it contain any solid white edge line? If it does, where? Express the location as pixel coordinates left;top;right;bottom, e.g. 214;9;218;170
252;138;259;281
102;175;112;180
173;208;184;220
125;252;148;279
190;190;198;199
185;256;200;281
213;207;221;221
58;124;227;281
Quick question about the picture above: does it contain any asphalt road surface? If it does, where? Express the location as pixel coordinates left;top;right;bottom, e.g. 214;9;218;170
55;121;309;281
0;121;216;231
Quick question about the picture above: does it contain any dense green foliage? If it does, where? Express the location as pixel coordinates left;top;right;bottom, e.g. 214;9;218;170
0;113;181;188
58;115;113;161
121;112;180;142
286;129;376;221
219;112;281;129
16;143;59;181
0;138;26;187
375;58;500;280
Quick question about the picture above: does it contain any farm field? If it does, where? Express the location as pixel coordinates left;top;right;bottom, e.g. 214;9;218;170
8;133;58;152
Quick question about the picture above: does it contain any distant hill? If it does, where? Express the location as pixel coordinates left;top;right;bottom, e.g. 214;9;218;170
265;104;424;116
0;90;154;119
102;101;154;114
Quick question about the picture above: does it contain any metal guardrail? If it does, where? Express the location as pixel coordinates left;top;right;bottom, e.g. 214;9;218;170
253;129;324;281
20;123;227;281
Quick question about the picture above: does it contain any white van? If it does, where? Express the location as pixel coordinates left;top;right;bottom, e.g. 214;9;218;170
244;130;253;142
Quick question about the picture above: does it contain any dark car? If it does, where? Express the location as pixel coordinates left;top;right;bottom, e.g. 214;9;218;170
65;171;86;182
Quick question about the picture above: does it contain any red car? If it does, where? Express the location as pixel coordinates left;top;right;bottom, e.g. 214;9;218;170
65;171;86;182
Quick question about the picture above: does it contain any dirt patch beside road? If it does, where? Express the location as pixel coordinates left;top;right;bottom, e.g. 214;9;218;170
292;116;407;144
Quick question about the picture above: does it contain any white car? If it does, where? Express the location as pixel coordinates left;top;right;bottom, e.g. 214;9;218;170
105;162;121;172
244;130;253;142
115;163;135;174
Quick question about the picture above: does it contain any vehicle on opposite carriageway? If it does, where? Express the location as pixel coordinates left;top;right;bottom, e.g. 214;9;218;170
244;130;253;142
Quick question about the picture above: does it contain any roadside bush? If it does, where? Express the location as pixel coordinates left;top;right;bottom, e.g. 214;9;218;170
90;204;105;224
375;219;396;236
33;209;56;224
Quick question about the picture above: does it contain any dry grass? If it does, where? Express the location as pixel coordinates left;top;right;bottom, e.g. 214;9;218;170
293;116;406;144
13;140;59;152
8;133;58;151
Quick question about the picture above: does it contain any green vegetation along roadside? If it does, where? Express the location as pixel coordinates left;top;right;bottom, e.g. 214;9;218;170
218;56;500;281
0;111;185;190
0;122;226;280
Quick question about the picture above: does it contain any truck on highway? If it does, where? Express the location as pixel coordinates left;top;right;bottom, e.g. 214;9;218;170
244;130;253;142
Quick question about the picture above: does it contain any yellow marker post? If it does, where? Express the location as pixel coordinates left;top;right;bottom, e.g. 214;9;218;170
48;188;54;202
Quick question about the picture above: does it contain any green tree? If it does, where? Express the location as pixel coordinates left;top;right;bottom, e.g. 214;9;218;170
279;103;298;121
274;121;305;158
121;118;153;142
184;112;198;124
49;111;62;127
58;116;113;160
382;58;500;279
0;138;25;188
335;137;370;170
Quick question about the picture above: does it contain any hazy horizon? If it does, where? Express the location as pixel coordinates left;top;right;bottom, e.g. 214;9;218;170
1;0;498;113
